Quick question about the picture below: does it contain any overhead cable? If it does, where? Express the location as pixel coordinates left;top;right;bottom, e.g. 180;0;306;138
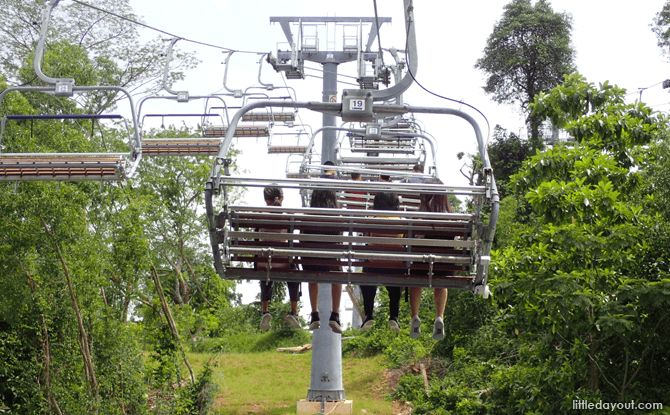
403;18;491;143
69;0;264;54
372;0;386;67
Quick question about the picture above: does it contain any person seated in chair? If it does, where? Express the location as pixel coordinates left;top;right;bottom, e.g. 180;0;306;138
257;186;301;330
360;192;404;333
409;179;452;341
302;188;344;333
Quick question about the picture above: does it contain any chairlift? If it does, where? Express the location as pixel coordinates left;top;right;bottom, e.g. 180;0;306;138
204;100;499;295
0;0;141;182
267;130;309;154
133;38;241;157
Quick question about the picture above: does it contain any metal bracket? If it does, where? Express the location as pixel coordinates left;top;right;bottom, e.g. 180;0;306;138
346;250;354;284
484;167;493;201
222;158;232;176
424;254;435;288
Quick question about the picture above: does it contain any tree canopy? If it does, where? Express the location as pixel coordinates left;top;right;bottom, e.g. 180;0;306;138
0;0;198;113
652;0;670;61
0;2;241;412
475;0;576;147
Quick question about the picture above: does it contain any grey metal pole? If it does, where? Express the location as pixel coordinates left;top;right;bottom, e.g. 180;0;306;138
307;284;345;401
320;62;338;165
306;61;345;402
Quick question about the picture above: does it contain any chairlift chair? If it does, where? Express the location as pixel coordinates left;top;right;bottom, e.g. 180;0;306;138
204;100;499;295
0;0;141;182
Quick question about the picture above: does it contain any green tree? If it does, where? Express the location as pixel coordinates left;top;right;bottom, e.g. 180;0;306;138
475;0;576;148
0;8;237;411
487;125;535;199
0;0;198;113
652;1;670;61
492;74;670;409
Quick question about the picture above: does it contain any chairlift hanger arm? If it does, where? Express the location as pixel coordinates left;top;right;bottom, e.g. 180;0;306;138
371;0;416;102
258;53;274;90
34;0;72;88
161;38;185;96
222;51;244;97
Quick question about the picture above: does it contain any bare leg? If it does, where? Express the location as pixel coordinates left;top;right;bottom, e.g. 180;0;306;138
433;288;448;319
309;283;319;313
290;300;298;315
331;284;342;313
410;287;422;317
261;300;269;314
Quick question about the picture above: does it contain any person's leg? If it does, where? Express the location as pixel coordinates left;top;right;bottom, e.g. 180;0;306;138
308;283;319;313
432;288;447;341
260;281;274;330
331;284;342;313
308;282;320;330
386;286;402;320
260;281;274;310
434;288;447;319
409;287;422;318
386;286;402;332
284;282;301;328
287;282;300;314
360;285;377;318
328;284;344;334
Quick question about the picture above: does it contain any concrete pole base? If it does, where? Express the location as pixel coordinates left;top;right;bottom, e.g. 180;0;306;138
297;399;353;414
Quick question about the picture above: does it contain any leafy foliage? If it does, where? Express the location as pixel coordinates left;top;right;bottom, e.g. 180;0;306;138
0;11;238;412
389;74;670;413
475;0;576;145
0;0;198;112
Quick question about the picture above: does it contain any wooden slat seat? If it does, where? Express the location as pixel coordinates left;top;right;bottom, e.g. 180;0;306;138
268;145;308;154
339;156;421;165
242;112;295;123
217;206;476;289
348;147;418;154
203;126;269;137
349;136;417;151
337;191;420;211
0;156;124;181
142;139;220;156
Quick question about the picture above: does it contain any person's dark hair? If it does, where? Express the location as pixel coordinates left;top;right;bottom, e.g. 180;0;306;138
351;172;362;180
323;161;335;166
373;192;399;211
412;164;424;173
419;178;452;213
310;189;338;208
263;186;283;206
379;174;391;182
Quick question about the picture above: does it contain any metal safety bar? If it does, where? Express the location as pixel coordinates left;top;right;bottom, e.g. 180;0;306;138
217;176;485;196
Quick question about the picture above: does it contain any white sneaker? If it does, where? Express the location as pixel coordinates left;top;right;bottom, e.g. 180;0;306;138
410;316;421;339
433;317;444;341
360;316;374;330
309;312;320;330
389;319;400;333
260;313;272;331
284;312;301;329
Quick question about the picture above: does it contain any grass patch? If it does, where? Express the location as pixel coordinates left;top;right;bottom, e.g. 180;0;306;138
207;328;313;354
199;351;406;415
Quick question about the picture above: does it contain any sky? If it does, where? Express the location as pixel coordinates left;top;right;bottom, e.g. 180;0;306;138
126;0;670;325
